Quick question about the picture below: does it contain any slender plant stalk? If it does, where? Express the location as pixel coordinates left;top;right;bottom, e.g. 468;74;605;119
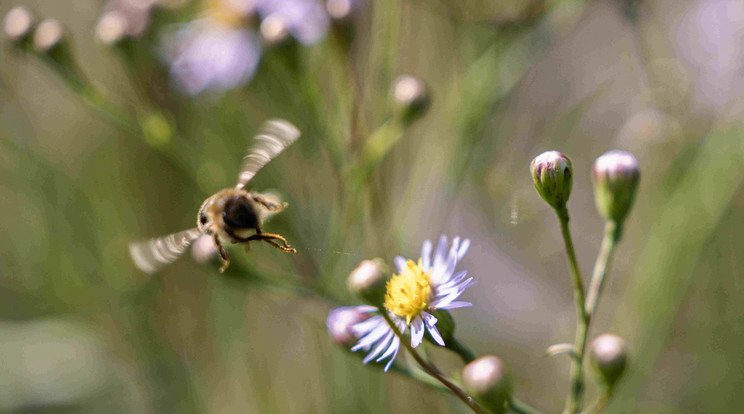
447;337;477;364
510;397;545;414
563;219;622;414
380;312;489;414
555;206;588;414
589;389;611;414
585;221;621;318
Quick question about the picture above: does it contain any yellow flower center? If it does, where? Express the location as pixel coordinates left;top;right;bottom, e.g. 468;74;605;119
384;260;432;325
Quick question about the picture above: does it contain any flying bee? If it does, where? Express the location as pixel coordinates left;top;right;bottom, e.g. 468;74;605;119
130;119;300;274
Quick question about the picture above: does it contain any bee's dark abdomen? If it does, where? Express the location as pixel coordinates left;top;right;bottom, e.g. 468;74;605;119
223;196;258;230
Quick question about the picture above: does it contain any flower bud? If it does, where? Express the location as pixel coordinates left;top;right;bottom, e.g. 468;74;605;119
96;11;129;45
392;75;430;123
589;334;629;388
347;258;388;305
260;14;290;45
530;151;573;212
462;356;513;414
326;0;359;20
33;19;64;54
326;306;370;348
592;150;640;223
4;6;35;47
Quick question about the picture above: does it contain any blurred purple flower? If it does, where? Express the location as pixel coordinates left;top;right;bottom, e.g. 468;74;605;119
161;19;261;95
256;0;330;45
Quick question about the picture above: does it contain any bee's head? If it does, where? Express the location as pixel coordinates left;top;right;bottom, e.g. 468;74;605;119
222;194;259;230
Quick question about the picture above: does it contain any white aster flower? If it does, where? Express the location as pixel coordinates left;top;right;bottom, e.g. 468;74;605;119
351;235;475;371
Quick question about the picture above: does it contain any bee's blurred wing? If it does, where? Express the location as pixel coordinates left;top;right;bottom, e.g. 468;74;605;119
129;228;202;274
235;119;300;190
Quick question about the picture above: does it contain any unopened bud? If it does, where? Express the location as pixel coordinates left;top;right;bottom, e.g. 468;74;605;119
592;150;640;223
96;11;129;45
326;0;357;20
347;258;388;305
462;356;513;414
530;151;573;212
392;75;430;122
260;14;289;45
326;306;370;348
33;19;64;53
590;334;629;388
4;6;35;46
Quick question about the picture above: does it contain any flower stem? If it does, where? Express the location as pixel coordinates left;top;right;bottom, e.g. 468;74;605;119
380;312;489;414
555;206;588;414
556;207;587;324
585;221;621;318
563;219;622;414
510;397;544;414
447;337;476;364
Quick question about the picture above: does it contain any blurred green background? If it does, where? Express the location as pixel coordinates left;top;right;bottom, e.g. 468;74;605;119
2;0;744;412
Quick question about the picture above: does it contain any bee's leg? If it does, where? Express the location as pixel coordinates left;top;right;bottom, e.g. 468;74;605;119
257;232;296;253
233;230;296;253
251;194;287;212
213;235;230;273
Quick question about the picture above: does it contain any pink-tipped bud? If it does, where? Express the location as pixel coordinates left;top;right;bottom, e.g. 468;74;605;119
592;150;640;223
4;6;35;45
590;334;629;388
462;356;513;414
347;258;388;305
392;75;430;122
530;151;573;212
33;19;65;54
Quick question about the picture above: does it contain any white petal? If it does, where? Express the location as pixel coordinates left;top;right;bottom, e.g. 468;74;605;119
363;331;394;364
377;334;400;362
421;239;433;271
410;317;425;348
432;235;448;270
422;311;445;346
352;319;389;351
438;301;472;310
383;337;401;372
394;256;407;273
458;239;470;259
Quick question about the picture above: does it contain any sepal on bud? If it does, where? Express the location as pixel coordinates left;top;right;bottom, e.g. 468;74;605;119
592;150;640;224
589;334;629;389
530;151;573;213
462;355;513;414
347;258;388;306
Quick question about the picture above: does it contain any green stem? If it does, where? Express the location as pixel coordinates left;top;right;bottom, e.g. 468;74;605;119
563;220;621;414
555;206;588;414
556;207;587;323
585;221;621;318
380;312;489;414
447;337;477;364
510;397;544;414
589;389;611;414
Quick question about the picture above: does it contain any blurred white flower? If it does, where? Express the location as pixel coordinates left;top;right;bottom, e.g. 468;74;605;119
351;235;475;371
161;19;261;95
